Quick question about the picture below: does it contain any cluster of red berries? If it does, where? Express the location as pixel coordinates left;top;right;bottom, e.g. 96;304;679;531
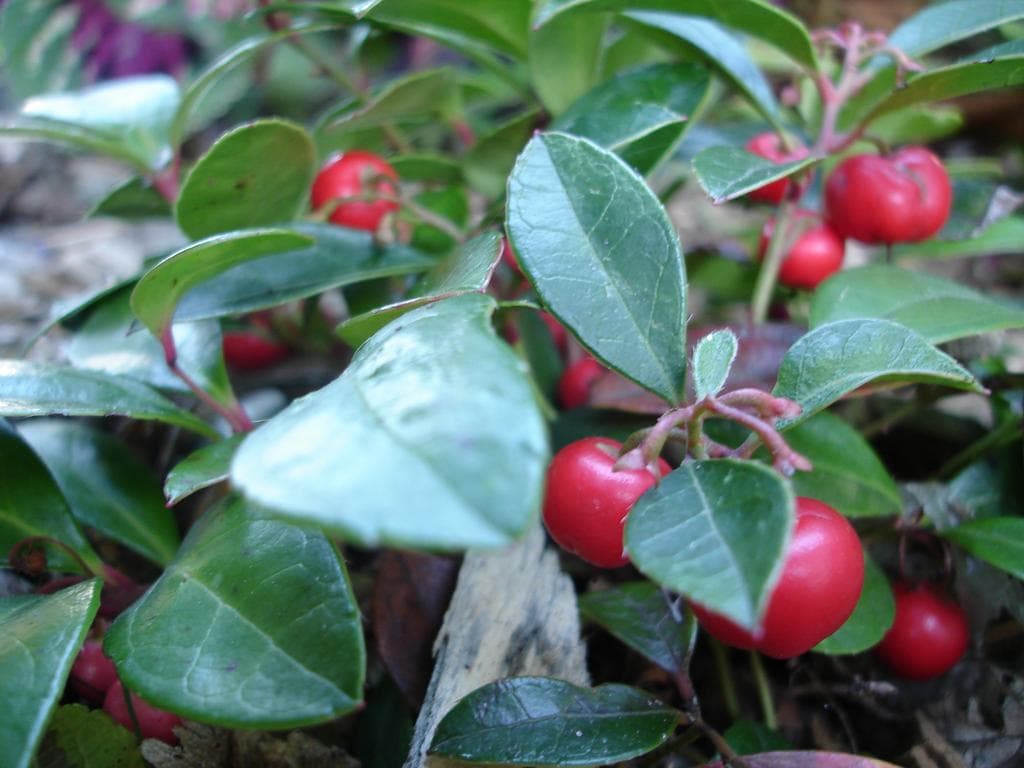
746;133;952;290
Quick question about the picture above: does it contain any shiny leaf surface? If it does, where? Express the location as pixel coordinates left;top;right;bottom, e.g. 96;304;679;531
164;435;244;506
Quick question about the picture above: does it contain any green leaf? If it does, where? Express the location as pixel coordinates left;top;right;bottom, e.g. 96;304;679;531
626;459;793;631
429;677;681;765
507;132;687;404
89;177;171;220
578;582;696;674
886;0;1024;60
776;411;901;519
532;0;818;71
772;319;982;428
390;153;464;183
692;329;738;399
0;0;82;100
18;420;180;567
463;109;539;198
336;232;501;347
0;420;102;574
0;581;101;768
623;13;781;127
174;223;434;323
552;62;710;174
104;497;365;728
814;555;895;655
130;228;313;338
0;116;152;173
943;517;1024;580
0;361;217;438
529;11;609;115
892;215;1024;260
810;266;1024;344
175;119;315;240
692;145;816;203
723;719;791;755
164;435;244;506
233;293;548;550
36;704;145;768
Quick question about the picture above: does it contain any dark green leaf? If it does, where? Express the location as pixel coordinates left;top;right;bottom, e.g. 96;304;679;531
390;153;463;183
626;459;793;630
892;216;1024;260
36;704;145;768
89;177;171;220
232;293;548;550
104;497;364;727
18;420;179;567
692;146;816;203
175;120;315;240
772;319;982;428
507;132;687;404
553;62;710;174
692;329;738;399
164;435;245;506
723;719;790;755
463;109;539;198
529;11;608;115
0;420;102;574
0;581;101;768
943;517;1024;580
579;582;696;673
0;361;217;438
886;0;1024;60
429;677;680;765
814;555;895;655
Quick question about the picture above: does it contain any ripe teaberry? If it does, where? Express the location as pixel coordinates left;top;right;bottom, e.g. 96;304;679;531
310;150;399;232
103;680;183;745
875;582;969;679
745;132;810;205
759;209;845;290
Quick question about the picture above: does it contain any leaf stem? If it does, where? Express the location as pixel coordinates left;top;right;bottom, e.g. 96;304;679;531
750;201;796;325
749;650;778;731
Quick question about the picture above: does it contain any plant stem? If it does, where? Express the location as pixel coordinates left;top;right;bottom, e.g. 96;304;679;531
936;415;1022;479
161;328;252;434
749;651;778;731
751;202;797;325
709;637;740;721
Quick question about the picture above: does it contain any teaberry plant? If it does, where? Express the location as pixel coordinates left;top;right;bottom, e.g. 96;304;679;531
1;1;1024;766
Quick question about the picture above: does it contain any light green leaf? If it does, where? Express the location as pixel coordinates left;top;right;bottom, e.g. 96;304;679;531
886;0;1024;59
463;109;539;198
692;328;737;399
164;435;244;507
35;704;144;768
89;177;171;220
529;11;608;115
943;517;1024;580
893;215;1024;260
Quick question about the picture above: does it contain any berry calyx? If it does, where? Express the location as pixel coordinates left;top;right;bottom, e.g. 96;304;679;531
875;582;969;679
542;436;670;568
311;150;399;232
103;680;182;745
557;357;605;409
70;640;118;704
691;497;864;659
745;132;810;205
759;209;845;290
222;329;290;371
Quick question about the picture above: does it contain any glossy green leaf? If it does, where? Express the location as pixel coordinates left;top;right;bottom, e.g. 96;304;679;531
943;517;1024;580
89;177;171;220
233;293;548;550
578;582;696;674
692;145;816;203
174;223;434;323
626;459;793;630
692;328;738;400
507;132;687;404
0;116;151;173
104;497;364;727
337;232;501;347
35;704;144;768
553;62;710;174
164;435;244;506
175;120;315;240
810;266;1024;344
0;361;217;438
892;216;1024;260
532;0;818;71
463;109;539;198
18;420;179;567
0;420;102;574
814;555;895;655
429;677;681;765
529;11;608;115
130;229;313;338
775;411;901;518
624;12;781;127
886;0;1024;60
0;581;101;768
772;320;982;428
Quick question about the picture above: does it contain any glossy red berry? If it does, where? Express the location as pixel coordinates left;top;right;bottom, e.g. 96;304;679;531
103;680;182;745
543;436;671;568
557;357;605;409
759;209;845;290
875;582;969;679
70;640;118;704
222;330;290;371
745;132;809;205
311;150;399;231
691;497;864;659
824;146;952;244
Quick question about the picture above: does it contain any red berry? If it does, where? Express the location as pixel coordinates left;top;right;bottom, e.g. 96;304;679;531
875;582;969;679
759;209;845;290
103;680;182;745
691;497;864;659
542;436;671;568
311;150;399;231
745;132;810;205
222;330;290;371
70;640;118;704
557;357;605;409
824;146;952;244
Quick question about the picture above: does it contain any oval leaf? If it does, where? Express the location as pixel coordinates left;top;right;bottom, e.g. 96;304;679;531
175;119;315;240
232;293;549;550
942;517;1024;580
0;581;101;768
692;328;738;399
35;703;144;768
692;145;816;203
429;677;681;766
814;554;895;655
164;435;244;506
886;0;1024;60
529;10;607;115
507;132;687;404
626;459;793;630
104;497;364;728
772;319;983;428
